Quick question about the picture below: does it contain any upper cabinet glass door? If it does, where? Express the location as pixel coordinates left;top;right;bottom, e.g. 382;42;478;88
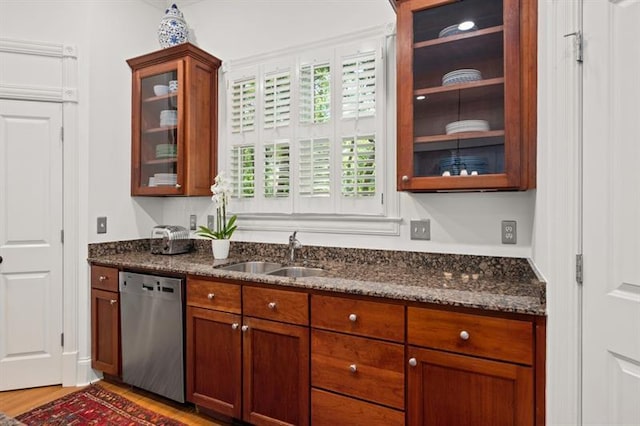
138;66;181;191
128;43;221;197
396;0;536;191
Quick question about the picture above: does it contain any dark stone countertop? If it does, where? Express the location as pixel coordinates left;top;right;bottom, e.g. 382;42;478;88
88;240;546;316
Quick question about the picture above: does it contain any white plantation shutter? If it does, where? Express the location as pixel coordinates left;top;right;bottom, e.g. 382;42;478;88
341;53;376;119
264;71;291;129
300;63;331;124
231;78;256;133
299;138;330;196
230;145;256;198
223;29;390;225
341;135;376;197
264;141;290;198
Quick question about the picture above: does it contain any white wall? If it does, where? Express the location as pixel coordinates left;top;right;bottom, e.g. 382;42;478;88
159;0;536;258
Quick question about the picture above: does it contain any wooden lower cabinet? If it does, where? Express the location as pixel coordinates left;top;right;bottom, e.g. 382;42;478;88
311;388;404;426
185;306;242;418
186;278;310;426
90;265;120;376
407;346;533;426
243;316;309;426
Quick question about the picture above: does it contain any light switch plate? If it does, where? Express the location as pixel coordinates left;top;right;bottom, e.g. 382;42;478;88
97;217;107;234
501;220;517;244
189;215;197;231
207;215;215;230
410;220;430;240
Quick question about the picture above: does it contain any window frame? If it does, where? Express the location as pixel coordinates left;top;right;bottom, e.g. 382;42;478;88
221;24;400;236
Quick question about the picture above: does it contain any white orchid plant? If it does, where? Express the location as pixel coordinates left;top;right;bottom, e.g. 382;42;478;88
196;172;238;240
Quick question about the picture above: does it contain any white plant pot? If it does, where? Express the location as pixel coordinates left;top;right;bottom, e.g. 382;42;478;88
211;239;230;259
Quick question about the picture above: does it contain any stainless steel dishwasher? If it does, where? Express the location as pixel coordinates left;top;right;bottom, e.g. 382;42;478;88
119;271;185;403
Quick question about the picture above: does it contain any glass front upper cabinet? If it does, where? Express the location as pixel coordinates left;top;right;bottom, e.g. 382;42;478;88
128;43;221;196
396;0;536;191
138;65;180;192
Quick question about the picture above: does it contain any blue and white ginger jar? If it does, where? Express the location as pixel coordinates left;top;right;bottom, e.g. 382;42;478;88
158;4;189;48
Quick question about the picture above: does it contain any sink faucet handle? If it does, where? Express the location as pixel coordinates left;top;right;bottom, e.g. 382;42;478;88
289;230;298;242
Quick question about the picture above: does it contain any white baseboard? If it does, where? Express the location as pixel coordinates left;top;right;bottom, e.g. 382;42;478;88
74;355;101;386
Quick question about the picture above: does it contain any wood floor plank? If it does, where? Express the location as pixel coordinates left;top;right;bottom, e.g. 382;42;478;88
0;381;228;425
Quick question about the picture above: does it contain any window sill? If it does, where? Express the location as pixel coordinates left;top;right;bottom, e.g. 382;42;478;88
234;213;401;236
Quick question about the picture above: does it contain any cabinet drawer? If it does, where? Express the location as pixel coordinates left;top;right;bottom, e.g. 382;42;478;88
91;265;119;292
311;295;404;342
243;286;308;325
408;307;534;365
311;388;404;426
187;277;241;314
311;330;404;409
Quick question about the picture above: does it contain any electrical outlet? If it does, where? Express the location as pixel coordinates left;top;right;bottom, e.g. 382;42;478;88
207;215;215;230
189;215;197;231
97;217;107;234
501;220;517;244
410;220;430;240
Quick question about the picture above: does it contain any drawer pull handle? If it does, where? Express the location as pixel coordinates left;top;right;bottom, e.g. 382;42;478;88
459;330;470;340
409;358;417;367
231;323;239;330
110;299;117;305
268;302;277;310
207;293;215;300
349;364;357;373
99;275;107;282
348;313;357;322
241;325;249;332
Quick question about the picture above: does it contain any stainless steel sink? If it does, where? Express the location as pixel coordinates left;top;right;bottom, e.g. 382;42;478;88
267;266;325;278
218;261;283;273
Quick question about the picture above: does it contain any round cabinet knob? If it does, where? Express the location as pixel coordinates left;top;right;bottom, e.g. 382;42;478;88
459;330;470;341
99;275;107;282
207;293;215;300
110;299;117;305
402;175;409;182
175;184;182;189
409;358;417;367
268;302;277;310
348;313;357;322
241;325;249;332
349;364;357;373
231;323;239;330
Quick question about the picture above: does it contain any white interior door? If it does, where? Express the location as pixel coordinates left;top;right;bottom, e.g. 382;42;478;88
582;0;640;424
0;99;63;391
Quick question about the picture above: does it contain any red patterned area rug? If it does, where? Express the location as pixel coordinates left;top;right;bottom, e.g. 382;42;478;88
15;384;186;426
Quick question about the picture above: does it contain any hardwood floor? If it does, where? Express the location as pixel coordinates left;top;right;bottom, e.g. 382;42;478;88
0;380;229;425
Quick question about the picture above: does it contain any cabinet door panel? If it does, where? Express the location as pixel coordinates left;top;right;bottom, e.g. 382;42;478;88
91;289;119;376
243;317;309;426
407;346;533;426
186;306;241;418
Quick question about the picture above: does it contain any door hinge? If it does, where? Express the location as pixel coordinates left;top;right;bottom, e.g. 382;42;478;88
61;333;64;347
381;193;384;205
564;31;583;63
576;254;583;285
60;126;64;142
60;229;64;243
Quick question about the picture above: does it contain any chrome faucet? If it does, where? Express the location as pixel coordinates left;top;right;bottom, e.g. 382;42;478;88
288;231;302;263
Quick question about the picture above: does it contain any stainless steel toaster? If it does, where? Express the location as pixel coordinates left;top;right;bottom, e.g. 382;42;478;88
150;225;192;255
